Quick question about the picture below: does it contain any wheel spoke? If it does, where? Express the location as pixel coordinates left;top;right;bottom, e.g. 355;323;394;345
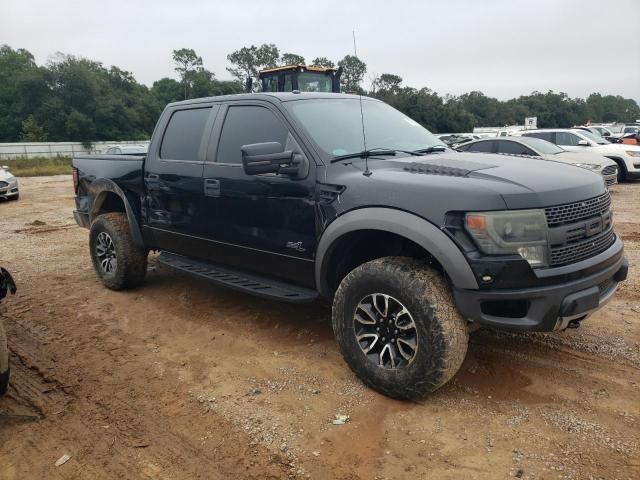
379;343;396;368
356;333;379;353
372;293;389;318
355;304;377;325
397;338;417;361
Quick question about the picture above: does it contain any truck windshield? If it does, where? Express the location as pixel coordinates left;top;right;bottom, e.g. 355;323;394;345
287;98;443;157
297;72;333;92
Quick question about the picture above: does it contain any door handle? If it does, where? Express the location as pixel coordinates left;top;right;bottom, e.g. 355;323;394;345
204;178;221;197
147;173;159;180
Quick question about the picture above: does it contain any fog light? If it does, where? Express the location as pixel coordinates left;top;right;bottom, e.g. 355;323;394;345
517;246;546;266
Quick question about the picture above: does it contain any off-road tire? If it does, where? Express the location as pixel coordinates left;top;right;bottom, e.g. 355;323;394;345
0;320;8;396
332;257;468;400
89;212;148;290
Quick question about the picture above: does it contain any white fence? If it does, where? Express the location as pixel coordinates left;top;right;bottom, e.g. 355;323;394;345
0;140;150;160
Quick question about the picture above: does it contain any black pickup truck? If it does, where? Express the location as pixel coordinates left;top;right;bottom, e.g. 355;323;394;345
73;93;628;399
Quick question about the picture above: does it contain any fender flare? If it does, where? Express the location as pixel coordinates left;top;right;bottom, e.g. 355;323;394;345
315;207;479;296
88;179;145;247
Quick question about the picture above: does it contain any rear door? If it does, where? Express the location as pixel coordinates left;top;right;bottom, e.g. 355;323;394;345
200;101;317;287
143;104;219;253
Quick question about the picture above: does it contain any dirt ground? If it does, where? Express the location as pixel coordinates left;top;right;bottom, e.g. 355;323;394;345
0;176;638;480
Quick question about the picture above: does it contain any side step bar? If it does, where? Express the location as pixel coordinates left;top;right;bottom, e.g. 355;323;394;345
157;252;319;304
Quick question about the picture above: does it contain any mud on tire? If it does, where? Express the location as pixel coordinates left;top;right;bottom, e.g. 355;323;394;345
89;212;148;291
332;256;468;400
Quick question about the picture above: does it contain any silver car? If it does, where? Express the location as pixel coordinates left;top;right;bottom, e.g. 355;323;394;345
456;136;618;186
0;165;19;201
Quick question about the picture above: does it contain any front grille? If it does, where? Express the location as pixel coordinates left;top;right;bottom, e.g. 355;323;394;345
550;229;615;266
0;181;7;188
544;192;611;227
606;177;617;186
602;165;617;176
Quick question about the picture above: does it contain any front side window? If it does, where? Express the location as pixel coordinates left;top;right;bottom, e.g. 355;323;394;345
556;132;581;146
575;129;608;145
287;98;443;157
217;105;288;164
160;108;212;160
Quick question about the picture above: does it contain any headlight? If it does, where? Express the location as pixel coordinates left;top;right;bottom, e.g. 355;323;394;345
625;151;640;157
465;209;549;267
571;163;600;171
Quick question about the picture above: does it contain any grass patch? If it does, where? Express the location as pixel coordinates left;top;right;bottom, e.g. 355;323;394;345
2;156;72;177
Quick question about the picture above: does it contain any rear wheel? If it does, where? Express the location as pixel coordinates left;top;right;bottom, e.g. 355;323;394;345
89;213;148;290
332;257;468;400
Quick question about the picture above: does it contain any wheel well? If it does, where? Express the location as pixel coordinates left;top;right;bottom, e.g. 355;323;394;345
323;230;444;294
605;156;627;173
94;191;126;217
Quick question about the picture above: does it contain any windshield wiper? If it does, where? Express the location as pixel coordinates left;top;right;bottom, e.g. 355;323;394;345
411;145;447;154
331;148;397;163
331;147;428;163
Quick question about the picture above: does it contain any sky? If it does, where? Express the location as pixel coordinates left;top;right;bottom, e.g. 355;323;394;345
2;0;639;101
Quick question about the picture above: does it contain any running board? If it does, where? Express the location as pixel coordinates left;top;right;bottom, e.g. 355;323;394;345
157;252;318;303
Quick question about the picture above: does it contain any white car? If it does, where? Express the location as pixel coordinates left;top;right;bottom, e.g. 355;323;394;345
513;128;640;181
0;165;19;201
104;144;148;155
456;136;618;186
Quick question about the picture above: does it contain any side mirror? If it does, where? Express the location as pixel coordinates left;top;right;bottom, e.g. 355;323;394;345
241;142;295;175
577;139;589;146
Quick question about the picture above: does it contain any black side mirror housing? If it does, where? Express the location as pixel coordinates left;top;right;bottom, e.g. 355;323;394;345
241;142;295;175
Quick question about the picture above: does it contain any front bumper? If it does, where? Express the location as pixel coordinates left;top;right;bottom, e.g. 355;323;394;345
454;238;628;332
0;183;18;198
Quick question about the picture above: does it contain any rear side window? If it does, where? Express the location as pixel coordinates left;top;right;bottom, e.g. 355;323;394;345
497;141;535;156
465;140;494;153
160;107;211;160
217;106;288;164
523;131;554;142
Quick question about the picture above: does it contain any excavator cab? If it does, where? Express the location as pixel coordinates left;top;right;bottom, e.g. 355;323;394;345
257;65;342;93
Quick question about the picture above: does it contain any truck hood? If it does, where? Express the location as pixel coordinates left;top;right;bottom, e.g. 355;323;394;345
326;151;607;221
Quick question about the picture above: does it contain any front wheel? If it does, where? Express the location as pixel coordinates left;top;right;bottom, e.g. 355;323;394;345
89;212;148;290
332;257;468;400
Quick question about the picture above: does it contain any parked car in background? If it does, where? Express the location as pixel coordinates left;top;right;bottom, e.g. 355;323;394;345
513;128;640;181
436;133;479;147
456;136;618;186
103;145;148;155
0;268;16;396
575;126;614;143
0;165;19;201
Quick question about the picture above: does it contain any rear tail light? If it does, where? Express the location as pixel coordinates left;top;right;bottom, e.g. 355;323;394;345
72;167;79;194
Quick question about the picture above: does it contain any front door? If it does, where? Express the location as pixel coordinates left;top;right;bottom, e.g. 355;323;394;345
201;102;317;287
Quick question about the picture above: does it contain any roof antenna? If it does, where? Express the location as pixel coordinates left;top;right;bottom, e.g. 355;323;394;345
353;30;371;177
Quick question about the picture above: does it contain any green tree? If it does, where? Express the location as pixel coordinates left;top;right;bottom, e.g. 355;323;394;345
337;55;366;93
280;53;305;66
172;48;203;99
311;57;335;68
372;73;403;94
226;44;280;90
20;115;48;141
